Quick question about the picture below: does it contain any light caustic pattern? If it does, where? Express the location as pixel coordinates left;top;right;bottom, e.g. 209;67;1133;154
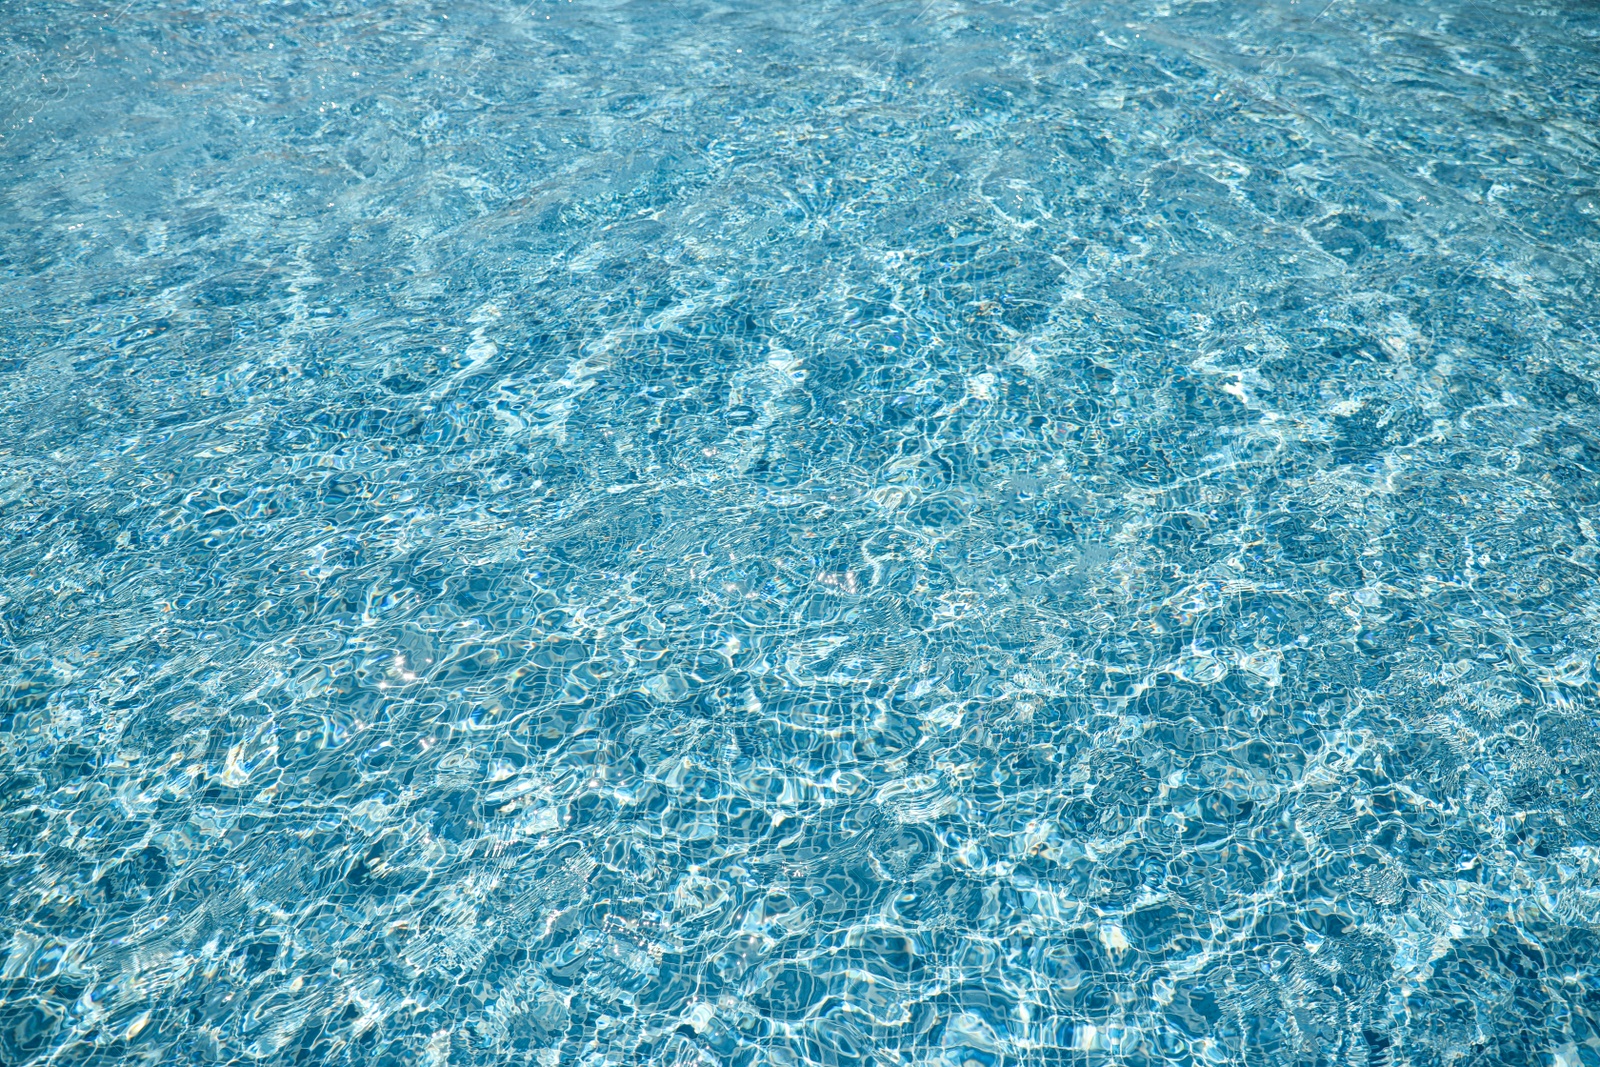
1;0;1599;1065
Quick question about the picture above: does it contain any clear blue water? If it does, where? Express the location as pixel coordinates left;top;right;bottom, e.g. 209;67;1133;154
3;1;1599;1064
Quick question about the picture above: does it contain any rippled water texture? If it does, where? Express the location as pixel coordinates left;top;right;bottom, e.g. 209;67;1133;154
4;1;1600;1064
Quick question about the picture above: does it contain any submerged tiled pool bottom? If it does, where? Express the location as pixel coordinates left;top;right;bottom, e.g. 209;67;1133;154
3;1;1600;1065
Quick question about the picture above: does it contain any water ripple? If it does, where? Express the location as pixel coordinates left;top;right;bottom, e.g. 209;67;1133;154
3;1;1600;1065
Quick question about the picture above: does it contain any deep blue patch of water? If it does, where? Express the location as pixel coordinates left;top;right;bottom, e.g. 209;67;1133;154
3;1;1600;1065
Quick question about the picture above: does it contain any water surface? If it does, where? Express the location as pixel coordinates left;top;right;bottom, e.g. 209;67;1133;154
3;1;1600;1065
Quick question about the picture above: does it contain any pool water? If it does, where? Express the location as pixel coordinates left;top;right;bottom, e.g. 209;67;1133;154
3;0;1600;1064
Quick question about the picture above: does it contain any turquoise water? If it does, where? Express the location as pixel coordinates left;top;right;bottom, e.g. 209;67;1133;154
3;0;1600;1064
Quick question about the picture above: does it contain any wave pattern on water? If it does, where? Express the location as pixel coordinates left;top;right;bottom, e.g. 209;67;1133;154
2;1;1600;1065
